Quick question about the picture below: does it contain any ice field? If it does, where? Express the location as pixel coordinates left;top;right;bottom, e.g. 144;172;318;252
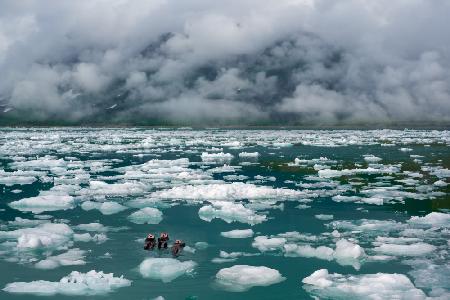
0;128;449;299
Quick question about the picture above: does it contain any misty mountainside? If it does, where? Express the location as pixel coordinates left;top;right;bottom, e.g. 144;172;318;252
1;1;449;125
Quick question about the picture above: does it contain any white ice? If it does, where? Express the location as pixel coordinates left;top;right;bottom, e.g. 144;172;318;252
215;265;285;292
128;207;163;224
139;258;196;283
302;269;427;299
9;195;75;213
221;229;254;238
3;270;131;296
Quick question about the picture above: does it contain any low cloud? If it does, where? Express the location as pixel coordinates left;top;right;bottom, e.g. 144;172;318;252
0;0;449;125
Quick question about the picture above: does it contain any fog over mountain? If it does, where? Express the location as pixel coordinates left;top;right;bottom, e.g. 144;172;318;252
0;0;449;125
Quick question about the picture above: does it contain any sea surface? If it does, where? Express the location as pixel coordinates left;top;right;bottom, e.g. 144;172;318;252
0;128;449;299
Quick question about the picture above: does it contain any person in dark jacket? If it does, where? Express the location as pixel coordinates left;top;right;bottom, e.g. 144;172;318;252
144;234;156;250
171;239;186;256
158;232;169;249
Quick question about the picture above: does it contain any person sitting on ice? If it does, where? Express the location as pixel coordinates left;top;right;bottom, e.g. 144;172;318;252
171;239;186;256
144;233;156;250
158;232;169;249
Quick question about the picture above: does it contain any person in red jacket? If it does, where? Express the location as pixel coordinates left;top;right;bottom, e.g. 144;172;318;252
158;232;169;249
171;239;186;256
144;233;156;250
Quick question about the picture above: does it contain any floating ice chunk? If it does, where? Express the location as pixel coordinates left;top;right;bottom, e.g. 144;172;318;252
252;236;286;252
215;265;285;292
199;201;266;225
405;259;450;297
201;152;233;164
223;174;249;181
35;248;86;269
74;233;108;244
284;244;334;261
238;152;259;158
400;147;413;152
3;270;131;296
78;180;148;197
363;155;382;163
315;214;333;220
151;182;302;202
207;164;241;174
374;242;436;256
128;208;163;224
284;239;365;269
0;170;39;186
221;229;254;238
433;180;447;187
333;239;366;269
219;251;259;259
0;223;73;252
302;269;426;299
9;195;75;213
318;166;399;178
138;258;196;282
408;212;450;227
212;258;237;264
74;223;108;232
8;217;48;227
81;201;127;215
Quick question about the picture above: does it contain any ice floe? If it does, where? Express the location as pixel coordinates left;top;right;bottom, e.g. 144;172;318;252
139;258;196;282
215;265;285;292
302;269;427;299
3;270;131;296
128;207;163;224
199;201;266;225
9;195;75;213
221;229;254;238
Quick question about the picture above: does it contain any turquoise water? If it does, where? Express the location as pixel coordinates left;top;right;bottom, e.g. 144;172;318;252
0;128;448;299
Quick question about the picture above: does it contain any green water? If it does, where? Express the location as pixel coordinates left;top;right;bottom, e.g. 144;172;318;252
0;128;448;299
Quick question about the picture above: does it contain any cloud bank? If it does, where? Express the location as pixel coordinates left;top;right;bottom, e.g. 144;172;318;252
0;0;449;125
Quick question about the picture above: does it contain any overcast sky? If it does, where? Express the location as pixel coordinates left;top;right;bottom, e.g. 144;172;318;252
0;0;449;125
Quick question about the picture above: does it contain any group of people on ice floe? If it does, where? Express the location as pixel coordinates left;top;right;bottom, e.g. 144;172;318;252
144;232;186;256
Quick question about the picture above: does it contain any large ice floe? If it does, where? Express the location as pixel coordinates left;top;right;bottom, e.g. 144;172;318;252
150;182;302;202
9;195;75;213
302;269;427;299
138;258;196;282
199;201;266;225
3;270;131;296
128;207;163;224
215;265;285;292
220;229;254;238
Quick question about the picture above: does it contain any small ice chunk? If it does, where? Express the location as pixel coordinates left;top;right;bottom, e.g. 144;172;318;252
221;229;254;238
128;208;163;224
2;270;131;296
363;155;382;163
315;214;334;221
252;236;286;252
201;152;233;163
138;258;196;282
81;201;127;215
215;265;285;292
74;223;108;232
35;248;86;269
433;180;447;187
302;269;427;299
9;195;75;213
199;201;266;225
374;242;436;256
408;212;450;227
238;152;259;158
